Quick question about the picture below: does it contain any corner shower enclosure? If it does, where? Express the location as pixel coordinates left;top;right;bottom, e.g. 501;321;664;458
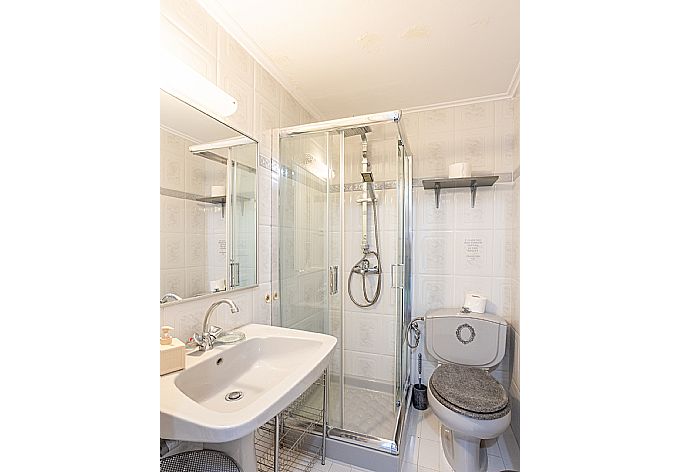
277;111;412;454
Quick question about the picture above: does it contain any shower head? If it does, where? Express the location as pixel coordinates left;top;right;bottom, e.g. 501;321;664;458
361;171;374;183
342;126;371;138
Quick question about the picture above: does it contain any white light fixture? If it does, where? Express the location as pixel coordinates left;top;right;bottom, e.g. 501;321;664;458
160;51;238;118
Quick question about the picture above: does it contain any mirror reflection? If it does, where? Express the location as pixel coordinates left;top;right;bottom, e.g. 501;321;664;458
160;90;258;303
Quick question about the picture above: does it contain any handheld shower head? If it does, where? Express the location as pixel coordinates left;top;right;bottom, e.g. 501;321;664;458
361;171;374;183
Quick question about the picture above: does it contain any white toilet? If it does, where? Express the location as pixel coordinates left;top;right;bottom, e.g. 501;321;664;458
424;308;511;472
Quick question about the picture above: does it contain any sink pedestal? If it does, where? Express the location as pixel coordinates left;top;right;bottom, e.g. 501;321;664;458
205;434;257;472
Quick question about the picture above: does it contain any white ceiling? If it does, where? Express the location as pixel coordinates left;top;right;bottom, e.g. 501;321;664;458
201;0;519;119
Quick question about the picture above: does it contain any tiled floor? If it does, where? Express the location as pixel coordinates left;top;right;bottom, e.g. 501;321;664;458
304;381;398;440
401;408;519;472
310;407;519;472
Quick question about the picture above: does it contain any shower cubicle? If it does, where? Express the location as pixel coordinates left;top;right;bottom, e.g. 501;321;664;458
277;111;412;455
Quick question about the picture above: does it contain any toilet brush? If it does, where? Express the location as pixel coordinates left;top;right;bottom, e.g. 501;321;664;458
412;352;428;410
418;353;423;385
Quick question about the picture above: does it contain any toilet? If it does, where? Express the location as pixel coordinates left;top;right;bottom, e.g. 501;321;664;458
424;308;511;472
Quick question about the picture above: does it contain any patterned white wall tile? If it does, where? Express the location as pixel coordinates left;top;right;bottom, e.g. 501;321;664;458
161;269;186;299
184;152;206;195
414;187;454;231
185;200;206;234
217;26;254;86
413;275;453;316
454;126;495;174
254;282;272;325
493;183;514;230
454;102;495;130
160;129;186;191
368;138;396;181
455;186;494;230
495;127;516;174
185;266;206;297
161;0;218;56
207;234;227;271
414;131;453;178
414;231;454;275
487;277;511;321
380;188;399;232
344;350;395;382
258;167;272;226
345;311;383;355
454;230;494;276
280;89;301;128
185;233;206;267
401;111;419;139
161;233;185;269
255;64;281;107
258;224;271;284
492;229;514;278
160;15;217;85
161;196;185;233
452;276;493;308
494;98;516;127
418;108;454;135
254;93;279;158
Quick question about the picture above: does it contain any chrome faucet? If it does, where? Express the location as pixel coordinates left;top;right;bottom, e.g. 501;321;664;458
160;292;182;304
190;299;240;351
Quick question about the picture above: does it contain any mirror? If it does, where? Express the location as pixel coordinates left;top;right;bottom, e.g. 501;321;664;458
160;90;258;303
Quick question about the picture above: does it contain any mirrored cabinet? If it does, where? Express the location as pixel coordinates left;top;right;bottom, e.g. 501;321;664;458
160;90;258;303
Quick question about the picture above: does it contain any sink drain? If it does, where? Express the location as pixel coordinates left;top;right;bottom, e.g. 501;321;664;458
225;391;243;401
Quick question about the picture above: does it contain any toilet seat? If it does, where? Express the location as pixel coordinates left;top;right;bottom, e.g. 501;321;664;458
429;364;510;420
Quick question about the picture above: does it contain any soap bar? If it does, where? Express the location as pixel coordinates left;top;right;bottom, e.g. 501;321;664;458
160;338;186;376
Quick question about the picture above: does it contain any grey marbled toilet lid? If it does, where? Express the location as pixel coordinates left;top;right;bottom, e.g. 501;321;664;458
430;364;509;418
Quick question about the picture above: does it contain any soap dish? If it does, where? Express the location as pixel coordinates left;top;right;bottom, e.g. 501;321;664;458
215;330;246;344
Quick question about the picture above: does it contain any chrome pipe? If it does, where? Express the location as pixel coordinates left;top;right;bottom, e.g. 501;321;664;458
274;414;280;472
321;367;328;465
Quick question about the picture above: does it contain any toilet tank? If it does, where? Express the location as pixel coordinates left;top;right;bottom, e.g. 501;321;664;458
425;308;508;368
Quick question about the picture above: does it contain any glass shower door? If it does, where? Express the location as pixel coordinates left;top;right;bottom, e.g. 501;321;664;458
325;131;344;429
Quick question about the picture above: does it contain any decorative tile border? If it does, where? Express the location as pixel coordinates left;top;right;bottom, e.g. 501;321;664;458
259;155;272;171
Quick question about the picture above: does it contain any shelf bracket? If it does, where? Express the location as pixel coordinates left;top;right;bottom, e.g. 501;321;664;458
470;180;478;208
434;182;441;209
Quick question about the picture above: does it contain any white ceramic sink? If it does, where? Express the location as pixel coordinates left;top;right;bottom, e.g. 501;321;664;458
160;323;337;443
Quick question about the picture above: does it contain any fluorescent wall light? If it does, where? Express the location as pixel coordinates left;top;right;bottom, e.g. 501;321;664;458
160;51;238;118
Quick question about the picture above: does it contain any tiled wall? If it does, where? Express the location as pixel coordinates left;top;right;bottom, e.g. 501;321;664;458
160;127;228;300
159;0;315;342
341;122;401;386
403;97;520;441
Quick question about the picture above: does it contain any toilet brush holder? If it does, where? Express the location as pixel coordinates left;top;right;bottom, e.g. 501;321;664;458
412;383;428;410
412;353;428;410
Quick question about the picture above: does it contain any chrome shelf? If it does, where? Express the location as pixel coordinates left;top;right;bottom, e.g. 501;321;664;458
422;176;499;209
255;372;327;472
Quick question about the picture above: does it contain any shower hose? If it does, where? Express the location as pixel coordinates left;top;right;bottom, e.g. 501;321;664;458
348;193;382;307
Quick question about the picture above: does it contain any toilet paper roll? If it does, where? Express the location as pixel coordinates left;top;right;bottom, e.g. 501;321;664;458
211;185;225;197
209;278;226;292
463;293;487;313
449;162;472;178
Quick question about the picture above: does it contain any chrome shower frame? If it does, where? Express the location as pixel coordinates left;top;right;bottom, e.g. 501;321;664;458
279;110;414;458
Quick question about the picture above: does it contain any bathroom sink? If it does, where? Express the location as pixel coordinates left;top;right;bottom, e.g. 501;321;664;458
160;324;337;443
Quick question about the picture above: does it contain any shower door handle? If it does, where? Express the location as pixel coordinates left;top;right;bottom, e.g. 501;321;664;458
391;264;404;289
329;266;339;295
